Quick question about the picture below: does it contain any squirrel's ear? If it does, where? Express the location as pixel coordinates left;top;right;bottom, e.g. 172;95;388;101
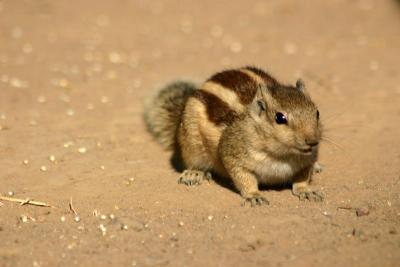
250;86;268;117
256;99;266;112
296;79;308;93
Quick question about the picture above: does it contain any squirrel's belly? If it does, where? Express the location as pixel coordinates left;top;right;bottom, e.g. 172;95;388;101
251;151;299;184
254;161;296;184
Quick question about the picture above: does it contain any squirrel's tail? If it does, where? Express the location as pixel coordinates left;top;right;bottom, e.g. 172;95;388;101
144;81;196;150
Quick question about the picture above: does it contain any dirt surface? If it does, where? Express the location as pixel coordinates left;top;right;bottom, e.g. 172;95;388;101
1;0;400;266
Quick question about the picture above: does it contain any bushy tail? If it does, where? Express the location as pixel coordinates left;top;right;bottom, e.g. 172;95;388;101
144;81;196;150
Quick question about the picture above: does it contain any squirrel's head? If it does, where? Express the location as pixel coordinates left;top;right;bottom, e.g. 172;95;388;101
249;80;322;156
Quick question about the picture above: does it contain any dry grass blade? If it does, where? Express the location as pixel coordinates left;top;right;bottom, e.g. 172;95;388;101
0;195;55;208
69;197;78;215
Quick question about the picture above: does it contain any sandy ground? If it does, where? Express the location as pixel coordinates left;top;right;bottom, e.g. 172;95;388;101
1;0;400;266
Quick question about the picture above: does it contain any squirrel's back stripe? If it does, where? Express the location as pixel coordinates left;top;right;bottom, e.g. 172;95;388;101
191;90;239;125
202;81;245;113
243;66;278;87
208;69;259;105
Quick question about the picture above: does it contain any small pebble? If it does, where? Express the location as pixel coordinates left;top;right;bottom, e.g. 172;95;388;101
37;96;46;103
58;79;69;88
74;216;81;222
178;221;184;227
40;166;47;172
22;43;33;54
23;159;29;165
207;215;213;221
100;165;105;170
63;141;74;148
10;78;28;88
60;216;66;222
108;52;122;64
49;155;56;162
20;215;28;223
356;207;370;217
109;214;115;220
100;96;109;104
87;103;94;110
66;109;75;116
8;191;14;196
78;147;87;154
284;42;297;55
100;214;107;220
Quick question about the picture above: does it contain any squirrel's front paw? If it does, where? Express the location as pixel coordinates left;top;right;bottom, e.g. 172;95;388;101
292;187;324;202
178;170;211;186
241;192;269;207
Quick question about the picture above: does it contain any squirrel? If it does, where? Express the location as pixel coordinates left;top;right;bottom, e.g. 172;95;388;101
144;66;323;206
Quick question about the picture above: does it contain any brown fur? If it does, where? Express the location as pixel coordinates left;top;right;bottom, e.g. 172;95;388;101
191;89;239;125
244;66;279;87
208;69;259;104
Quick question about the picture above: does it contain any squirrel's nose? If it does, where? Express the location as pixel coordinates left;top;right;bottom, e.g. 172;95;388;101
305;139;319;147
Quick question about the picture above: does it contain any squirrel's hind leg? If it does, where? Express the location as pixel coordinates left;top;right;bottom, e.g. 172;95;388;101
177;98;217;186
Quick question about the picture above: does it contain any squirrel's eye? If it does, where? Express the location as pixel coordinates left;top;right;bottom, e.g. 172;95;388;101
275;112;287;124
317;110;320;120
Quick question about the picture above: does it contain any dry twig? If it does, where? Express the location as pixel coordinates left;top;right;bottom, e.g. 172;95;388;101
337;206;353;210
0;195;54;208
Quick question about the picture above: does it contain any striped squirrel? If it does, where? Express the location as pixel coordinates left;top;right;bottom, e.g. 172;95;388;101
144;66;323;206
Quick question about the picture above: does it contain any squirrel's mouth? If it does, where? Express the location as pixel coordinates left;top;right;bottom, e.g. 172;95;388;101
296;146;313;154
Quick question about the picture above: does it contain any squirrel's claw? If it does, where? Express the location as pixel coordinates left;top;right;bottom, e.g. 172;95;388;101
178;170;211;186
241;193;269;207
